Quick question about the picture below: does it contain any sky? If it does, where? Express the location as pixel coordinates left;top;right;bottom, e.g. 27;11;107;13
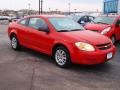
0;0;103;12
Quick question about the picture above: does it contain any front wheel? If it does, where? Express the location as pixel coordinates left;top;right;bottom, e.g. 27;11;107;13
111;36;116;44
11;35;21;50
53;46;71;68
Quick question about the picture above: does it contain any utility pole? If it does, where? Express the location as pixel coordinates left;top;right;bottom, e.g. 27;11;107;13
39;0;41;14
39;0;43;14
41;0;43;14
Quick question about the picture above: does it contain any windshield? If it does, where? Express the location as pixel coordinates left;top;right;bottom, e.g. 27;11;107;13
93;16;116;25
49;17;84;32
72;15;82;22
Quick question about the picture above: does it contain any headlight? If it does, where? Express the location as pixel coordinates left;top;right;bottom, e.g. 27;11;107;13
75;42;95;51
101;27;111;35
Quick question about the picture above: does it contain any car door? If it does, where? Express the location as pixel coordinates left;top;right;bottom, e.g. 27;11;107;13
17;18;29;46
26;17;53;54
115;19;120;40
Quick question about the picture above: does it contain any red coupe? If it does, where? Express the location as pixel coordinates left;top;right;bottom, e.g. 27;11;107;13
8;15;116;68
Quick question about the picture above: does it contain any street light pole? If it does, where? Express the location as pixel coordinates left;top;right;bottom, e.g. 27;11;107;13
49;8;51;14
56;9;58;14
68;3;71;15
74;9;77;13
28;3;31;15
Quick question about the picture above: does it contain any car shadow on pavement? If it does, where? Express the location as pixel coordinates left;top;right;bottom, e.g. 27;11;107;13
17;46;117;74
19;47;55;64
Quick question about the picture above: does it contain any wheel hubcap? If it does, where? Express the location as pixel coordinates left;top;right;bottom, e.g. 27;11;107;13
11;37;17;49
55;49;67;66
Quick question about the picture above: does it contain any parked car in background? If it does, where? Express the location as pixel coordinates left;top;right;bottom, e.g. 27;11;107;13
9;16;23;22
8;15;116;68
0;16;10;24
0;16;10;20
70;15;95;26
84;15;120;43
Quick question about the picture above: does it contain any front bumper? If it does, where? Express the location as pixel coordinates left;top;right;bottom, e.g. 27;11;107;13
71;45;116;65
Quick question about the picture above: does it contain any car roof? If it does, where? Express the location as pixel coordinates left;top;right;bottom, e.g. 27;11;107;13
69;15;95;22
25;15;66;19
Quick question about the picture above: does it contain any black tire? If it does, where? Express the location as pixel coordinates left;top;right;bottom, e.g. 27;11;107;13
11;35;21;50
53;46;72;68
111;36;116;44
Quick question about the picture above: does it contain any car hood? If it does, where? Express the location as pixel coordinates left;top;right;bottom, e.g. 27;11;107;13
60;30;110;45
84;23;111;32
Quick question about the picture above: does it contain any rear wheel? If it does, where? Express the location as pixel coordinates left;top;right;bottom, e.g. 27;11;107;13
53;46;71;68
11;35;21;50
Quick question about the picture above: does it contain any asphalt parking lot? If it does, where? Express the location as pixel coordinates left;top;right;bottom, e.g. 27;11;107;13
0;24;120;90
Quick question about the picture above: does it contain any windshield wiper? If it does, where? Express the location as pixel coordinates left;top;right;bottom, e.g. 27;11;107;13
57;30;70;32
58;29;84;32
70;29;84;31
96;22;109;25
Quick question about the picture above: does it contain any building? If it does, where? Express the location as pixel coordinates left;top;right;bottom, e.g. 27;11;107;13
2;10;16;16
103;0;120;14
0;10;3;15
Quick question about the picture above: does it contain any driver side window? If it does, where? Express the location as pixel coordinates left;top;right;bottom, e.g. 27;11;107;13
28;17;46;30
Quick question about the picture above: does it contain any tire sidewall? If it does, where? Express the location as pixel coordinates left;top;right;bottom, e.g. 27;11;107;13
53;46;71;68
111;36;116;44
11;35;20;50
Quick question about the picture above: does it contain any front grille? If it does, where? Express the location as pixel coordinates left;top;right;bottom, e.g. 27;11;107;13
96;42;111;50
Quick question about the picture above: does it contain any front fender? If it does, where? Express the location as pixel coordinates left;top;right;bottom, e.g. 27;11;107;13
52;40;75;58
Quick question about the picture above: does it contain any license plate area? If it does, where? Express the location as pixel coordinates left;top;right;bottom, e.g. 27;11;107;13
107;52;113;59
